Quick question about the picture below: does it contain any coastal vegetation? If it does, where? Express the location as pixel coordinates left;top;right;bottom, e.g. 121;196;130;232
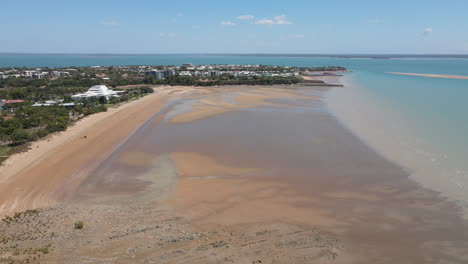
0;65;346;88
0;86;153;164
144;75;302;86
1;209;53;263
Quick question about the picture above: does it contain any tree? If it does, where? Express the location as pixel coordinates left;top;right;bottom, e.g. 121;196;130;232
99;96;107;104
11;129;31;144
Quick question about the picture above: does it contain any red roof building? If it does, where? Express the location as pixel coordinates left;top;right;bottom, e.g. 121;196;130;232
4;100;25;104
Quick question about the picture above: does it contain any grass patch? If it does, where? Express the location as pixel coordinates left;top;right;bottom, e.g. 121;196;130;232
0;146;12;156
0;143;31;165
74;221;84;230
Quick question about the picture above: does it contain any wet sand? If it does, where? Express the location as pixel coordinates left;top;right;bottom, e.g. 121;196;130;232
387;72;468;79
0;87;182;215
1;83;468;263
73;84;468;263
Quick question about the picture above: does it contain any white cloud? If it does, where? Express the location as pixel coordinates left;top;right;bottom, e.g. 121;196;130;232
288;34;305;38
237;15;255;20
255;19;276;25
274;15;287;21
423;27;433;35
220;21;236;26
177;12;183;17
255;15;292;25
274;14;292;24
101;21;121;26
276;20;292;25
160;33;176;38
368;17;384;24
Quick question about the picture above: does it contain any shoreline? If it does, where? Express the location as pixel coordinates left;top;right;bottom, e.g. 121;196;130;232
0;87;177;216
0;84;305;215
326;75;468;219
387;71;468;79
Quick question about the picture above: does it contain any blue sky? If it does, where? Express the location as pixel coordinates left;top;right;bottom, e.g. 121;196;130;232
1;0;468;54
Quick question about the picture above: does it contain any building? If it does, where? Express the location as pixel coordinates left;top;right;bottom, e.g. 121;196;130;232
145;69;166;80
32;100;76;107
193;71;204;77
71;85;124;100
50;71;61;77
4;100;25;104
209;71;221;77
23;71;35;78
179;71;192;76
164;68;175;76
33;72;46;79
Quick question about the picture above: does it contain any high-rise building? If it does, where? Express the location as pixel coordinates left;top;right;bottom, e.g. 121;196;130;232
145;69;165;80
164;68;175;76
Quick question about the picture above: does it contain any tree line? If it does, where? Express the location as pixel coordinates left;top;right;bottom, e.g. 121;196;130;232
143;75;302;86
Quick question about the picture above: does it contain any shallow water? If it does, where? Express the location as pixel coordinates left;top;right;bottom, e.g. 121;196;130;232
326;74;468;217
74;85;468;263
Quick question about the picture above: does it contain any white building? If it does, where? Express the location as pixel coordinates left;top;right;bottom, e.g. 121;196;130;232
23;70;35;78
50;71;61;77
32;100;77;107
71;85;124;100
179;71;192;76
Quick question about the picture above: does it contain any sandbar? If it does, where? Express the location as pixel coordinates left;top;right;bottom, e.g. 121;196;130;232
387;72;468;79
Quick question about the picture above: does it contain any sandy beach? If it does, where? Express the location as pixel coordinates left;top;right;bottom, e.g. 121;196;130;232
387;72;468;79
0;87;177;215
1;83;468;263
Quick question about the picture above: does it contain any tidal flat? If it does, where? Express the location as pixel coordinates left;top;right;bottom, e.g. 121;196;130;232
1;84;468;263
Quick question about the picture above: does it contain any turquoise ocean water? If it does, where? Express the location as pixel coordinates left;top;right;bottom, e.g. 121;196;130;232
1;54;468;212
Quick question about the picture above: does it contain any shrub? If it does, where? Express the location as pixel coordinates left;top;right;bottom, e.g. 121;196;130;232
11;128;31;144
46;121;67;133
74;221;84;230
98;96;107;104
36;129;49;138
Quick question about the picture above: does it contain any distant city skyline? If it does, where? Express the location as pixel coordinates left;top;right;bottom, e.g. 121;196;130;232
2;0;468;54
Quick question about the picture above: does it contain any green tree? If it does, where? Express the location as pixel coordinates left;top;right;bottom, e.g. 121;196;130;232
11;129;31;144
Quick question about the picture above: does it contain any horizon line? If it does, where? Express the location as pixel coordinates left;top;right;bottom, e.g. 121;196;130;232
1;52;468;56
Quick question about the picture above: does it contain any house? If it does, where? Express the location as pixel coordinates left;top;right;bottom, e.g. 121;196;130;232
71;85;124;100
2;100;24;112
